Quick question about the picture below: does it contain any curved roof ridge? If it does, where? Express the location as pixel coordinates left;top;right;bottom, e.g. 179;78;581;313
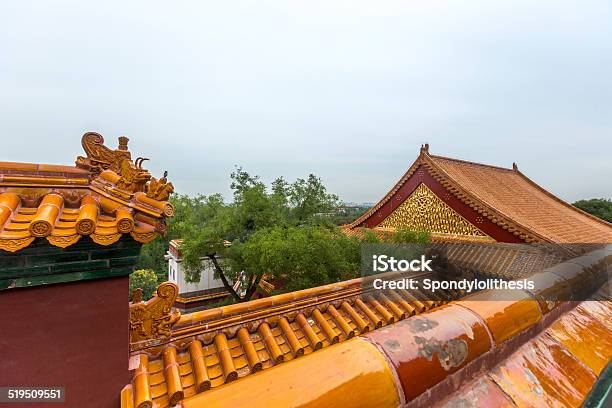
428;153;515;172
513;168;612;229
428;154;612;243
421;154;548;243
0;161;90;176
126;270;462;407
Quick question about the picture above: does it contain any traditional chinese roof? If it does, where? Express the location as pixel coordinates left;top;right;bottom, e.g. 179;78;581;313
344;225;576;279
121;239;591;408
123;271;464;408
0;132;174;253
430;241;574;279
121;245;611;408
437;288;612;408
349;145;612;244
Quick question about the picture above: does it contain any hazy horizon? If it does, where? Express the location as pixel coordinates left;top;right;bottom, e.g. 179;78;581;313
2;1;611;203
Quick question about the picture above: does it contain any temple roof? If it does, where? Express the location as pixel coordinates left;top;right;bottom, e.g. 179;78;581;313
121;245;611;408
0;132;174;253
438;288;612;407
113;143;612;407
121;240;598;408
124;272;463;408
350;145;612;243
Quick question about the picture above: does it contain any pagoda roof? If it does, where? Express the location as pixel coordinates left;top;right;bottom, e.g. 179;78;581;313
350;145;612;243
0;132;174;252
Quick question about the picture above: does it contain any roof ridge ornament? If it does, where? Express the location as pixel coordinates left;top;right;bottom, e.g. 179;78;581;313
146;170;175;201
77;131;174;201
512;162;519;171
420;143;430;154
129;282;181;343
118;136;129;151
76;132;132;174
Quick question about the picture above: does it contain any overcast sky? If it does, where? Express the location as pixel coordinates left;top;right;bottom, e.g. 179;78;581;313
1;1;611;203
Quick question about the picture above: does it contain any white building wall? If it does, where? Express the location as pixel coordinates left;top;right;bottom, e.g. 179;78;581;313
166;251;225;294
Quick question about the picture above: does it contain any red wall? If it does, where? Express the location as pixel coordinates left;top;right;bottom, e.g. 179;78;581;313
0;276;129;408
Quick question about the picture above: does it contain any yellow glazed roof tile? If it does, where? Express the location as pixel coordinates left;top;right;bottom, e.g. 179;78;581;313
126;274;461;408
0;132;174;252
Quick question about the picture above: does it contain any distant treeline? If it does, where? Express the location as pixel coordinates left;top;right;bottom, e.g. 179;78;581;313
330;205;372;226
573;198;612;223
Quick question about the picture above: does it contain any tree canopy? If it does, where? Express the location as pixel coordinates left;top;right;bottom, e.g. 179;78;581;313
175;168;429;302
129;269;159;301
573;198;612;223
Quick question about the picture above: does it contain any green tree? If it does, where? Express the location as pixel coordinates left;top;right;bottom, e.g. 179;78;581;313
573;198;612;223
134;193;196;283
178;167;430;302
226;225;361;293
129;269;159;301
288;174;339;223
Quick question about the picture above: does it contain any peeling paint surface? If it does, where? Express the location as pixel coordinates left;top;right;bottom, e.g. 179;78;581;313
576;300;612;330
415;336;468;371
364;304;491;401
407;317;439;333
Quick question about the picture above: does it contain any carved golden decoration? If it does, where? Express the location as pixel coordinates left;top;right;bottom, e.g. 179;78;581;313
91;233;122;245
76;132;150;193
116;158;151;194
76;132;174;205
130;231;158;244
132;288;143;303
75;219;96;235
129;282;181;343
378;183;490;239
146;171;174;201
76;132;133;174
58;190;84;207
29;220;52;237
163;203;175;217
156;219;167;234
47;234;81;248
0;237;35;253
19;193;43;208
117;218;135;233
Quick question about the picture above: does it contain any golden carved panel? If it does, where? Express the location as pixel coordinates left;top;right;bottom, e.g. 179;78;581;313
47;234;81;248
0;237;35;253
130;231;158;244
91;233;122;246
378;183;489;238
